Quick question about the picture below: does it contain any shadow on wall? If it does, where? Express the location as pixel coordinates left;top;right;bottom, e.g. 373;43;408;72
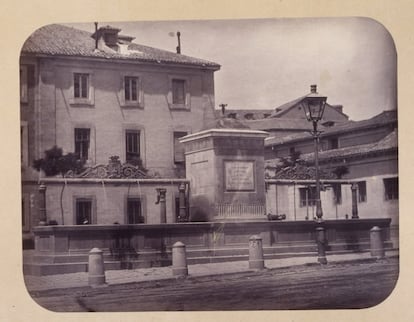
110;227;138;269
189;195;216;222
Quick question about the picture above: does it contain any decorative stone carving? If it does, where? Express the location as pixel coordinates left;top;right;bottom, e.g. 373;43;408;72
66;156;149;179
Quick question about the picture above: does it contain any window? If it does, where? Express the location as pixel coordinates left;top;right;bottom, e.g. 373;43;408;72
173;131;187;163
172;79;186;105
124;76;138;102
120;75;143;108
127;198;144;224
332;183;342;205
20;65;28;103
328;137;339;150
299;186;316;207
70;71;94;106
74;73;89;98
357;181;367;203
76;199;92;225
384;177;398;200
125;130;140;163
74;128;90;160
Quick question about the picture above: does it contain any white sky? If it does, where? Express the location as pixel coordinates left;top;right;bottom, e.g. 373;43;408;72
67;18;397;121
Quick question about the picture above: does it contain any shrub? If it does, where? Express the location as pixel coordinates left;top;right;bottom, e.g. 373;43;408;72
33;145;85;177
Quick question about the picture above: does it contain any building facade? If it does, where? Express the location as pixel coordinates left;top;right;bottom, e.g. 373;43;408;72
263;110;398;242
20;23;398;249
20;24;220;238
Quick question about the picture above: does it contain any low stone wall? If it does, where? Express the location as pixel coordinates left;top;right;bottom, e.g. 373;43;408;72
38;178;190;225
26;219;393;275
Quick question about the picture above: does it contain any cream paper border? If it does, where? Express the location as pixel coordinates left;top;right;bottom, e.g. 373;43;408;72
1;0;412;321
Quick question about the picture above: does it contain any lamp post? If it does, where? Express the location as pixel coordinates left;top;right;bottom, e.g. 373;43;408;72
301;85;327;222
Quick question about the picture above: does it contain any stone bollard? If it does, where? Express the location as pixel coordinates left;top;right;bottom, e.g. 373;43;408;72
172;241;188;277
249;235;265;270
370;226;385;259
88;248;106;287
316;226;328;265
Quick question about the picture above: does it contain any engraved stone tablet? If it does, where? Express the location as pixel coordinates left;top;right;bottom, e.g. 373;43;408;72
225;161;255;191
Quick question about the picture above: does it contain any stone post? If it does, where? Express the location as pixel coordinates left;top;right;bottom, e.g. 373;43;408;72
316;226;328;264
370;226;385;259
88;248;106;287
351;183;359;219
178;183;187;222
38;183;47;226
156;188;167;223
249;235;265;270
172;241;188;277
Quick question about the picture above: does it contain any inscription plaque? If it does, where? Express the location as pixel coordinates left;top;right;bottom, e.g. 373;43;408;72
225;161;255;191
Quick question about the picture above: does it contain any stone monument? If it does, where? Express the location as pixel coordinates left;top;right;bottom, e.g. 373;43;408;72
180;120;268;221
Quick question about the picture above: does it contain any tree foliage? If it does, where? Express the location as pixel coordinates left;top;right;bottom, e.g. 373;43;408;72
278;150;304;168
332;165;350;179
33;145;85;177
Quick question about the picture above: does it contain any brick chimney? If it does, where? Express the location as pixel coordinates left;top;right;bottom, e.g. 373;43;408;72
91;25;134;53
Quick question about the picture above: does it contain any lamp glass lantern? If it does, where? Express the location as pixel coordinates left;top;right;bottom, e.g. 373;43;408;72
302;84;327;124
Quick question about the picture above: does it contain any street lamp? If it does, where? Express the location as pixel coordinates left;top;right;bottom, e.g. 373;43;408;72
301;84;327;222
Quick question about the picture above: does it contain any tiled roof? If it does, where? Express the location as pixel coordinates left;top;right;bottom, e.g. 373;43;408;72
203;117;250;130
321;109;397;134
215;109;274;120
265;163;336;180
21;24;221;69
301;130;398;163
270;97;348;120
243;118;312;131
265;110;397;146
269;96;307;117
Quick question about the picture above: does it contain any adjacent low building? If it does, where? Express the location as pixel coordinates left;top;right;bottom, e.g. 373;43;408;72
262;109;398;244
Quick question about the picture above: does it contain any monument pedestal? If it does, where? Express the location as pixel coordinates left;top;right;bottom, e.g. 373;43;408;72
180;128;268;221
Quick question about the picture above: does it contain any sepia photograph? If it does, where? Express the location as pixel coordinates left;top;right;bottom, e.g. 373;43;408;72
19;17;399;312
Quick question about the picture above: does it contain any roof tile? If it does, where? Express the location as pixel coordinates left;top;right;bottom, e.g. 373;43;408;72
21;24;221;69
301;130;398;162
265;110;397;146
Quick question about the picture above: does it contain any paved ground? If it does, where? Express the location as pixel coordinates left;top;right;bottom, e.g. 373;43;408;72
24;250;399;292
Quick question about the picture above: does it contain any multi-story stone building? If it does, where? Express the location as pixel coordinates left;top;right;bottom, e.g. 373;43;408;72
20;24;220;239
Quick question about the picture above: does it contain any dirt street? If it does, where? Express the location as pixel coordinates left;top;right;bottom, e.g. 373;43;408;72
30;258;399;312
